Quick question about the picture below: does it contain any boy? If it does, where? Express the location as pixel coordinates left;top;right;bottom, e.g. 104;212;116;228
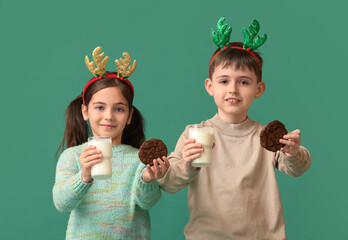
158;19;311;239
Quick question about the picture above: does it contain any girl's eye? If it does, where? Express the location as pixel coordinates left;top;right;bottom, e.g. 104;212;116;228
96;106;104;111
219;80;228;84
115;107;125;112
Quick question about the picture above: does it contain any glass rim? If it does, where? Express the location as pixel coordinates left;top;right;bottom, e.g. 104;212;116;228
88;136;112;141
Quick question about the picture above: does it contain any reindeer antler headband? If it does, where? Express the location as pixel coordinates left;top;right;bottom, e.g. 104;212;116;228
83;46;137;104
209;18;267;79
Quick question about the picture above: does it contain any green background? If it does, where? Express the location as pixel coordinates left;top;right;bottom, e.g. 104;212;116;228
0;0;346;239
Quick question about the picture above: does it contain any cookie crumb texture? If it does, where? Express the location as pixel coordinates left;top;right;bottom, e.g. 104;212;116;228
260;120;288;152
138;139;168;166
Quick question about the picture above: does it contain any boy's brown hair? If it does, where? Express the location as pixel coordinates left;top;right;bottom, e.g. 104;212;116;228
209;42;263;82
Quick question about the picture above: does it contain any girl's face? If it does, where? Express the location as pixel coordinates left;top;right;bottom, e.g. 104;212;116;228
205;63;265;124
82;86;133;145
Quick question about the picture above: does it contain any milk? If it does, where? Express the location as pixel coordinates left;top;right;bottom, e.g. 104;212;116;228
88;137;112;180
189;125;214;167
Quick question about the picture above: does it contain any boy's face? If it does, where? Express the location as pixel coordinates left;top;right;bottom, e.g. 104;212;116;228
205;63;265;124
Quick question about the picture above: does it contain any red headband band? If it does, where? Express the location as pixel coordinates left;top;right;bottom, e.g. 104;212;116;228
208;46;262;80
82;73;134;105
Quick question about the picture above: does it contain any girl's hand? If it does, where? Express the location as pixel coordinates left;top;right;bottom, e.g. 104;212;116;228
279;129;301;158
142;157;170;183
79;145;103;183
182;139;204;171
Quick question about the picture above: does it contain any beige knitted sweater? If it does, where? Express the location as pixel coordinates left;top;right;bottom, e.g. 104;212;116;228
158;115;311;240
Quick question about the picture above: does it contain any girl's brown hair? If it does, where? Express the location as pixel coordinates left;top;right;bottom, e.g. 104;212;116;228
209;42;263;82
57;72;145;155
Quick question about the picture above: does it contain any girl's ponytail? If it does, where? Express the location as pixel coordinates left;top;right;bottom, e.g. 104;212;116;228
57;94;89;155
122;106;145;149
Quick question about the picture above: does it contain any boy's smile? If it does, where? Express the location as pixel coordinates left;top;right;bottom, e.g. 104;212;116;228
205;64;265;124
226;97;240;104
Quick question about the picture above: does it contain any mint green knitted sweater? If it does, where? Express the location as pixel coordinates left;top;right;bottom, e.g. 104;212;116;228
53;143;161;240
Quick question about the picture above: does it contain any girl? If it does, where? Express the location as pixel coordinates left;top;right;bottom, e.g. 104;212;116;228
53;47;169;240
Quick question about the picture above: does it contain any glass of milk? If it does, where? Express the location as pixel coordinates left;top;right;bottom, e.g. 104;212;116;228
189;124;214;167
88;136;112;180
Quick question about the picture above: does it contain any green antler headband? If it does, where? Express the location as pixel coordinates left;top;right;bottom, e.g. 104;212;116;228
209;18;267;79
211;18;267;51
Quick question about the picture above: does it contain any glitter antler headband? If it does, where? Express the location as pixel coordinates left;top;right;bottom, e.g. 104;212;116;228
83;46;137;104
209;18;267;79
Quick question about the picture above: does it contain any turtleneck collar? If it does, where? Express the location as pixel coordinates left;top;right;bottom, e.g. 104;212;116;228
207;114;257;137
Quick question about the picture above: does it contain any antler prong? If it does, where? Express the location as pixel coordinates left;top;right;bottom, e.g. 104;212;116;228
85;56;95;75
115;52;137;78
211;17;232;49
85;46;109;77
243;20;267;50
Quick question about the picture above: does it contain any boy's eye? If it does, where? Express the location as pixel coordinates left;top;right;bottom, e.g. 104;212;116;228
240;80;249;85
219;80;228;84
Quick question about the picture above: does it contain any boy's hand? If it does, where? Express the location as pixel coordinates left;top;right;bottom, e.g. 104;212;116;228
279;129;301;158
182;139;204;171
79;145;103;183
142;157;170;183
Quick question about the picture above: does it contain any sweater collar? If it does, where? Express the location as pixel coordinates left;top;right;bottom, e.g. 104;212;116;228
112;144;132;152
83;142;132;152
208;114;257;137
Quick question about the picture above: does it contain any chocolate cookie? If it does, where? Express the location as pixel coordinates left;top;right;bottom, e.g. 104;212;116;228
138;139;168;166
260;120;288;152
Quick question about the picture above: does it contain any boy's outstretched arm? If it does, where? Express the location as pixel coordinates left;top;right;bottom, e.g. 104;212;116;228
276;129;311;177
158;128;201;193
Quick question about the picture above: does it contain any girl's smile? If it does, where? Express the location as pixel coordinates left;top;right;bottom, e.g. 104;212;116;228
100;124;117;129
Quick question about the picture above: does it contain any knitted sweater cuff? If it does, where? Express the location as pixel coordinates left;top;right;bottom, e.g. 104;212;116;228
71;171;92;195
138;169;159;191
